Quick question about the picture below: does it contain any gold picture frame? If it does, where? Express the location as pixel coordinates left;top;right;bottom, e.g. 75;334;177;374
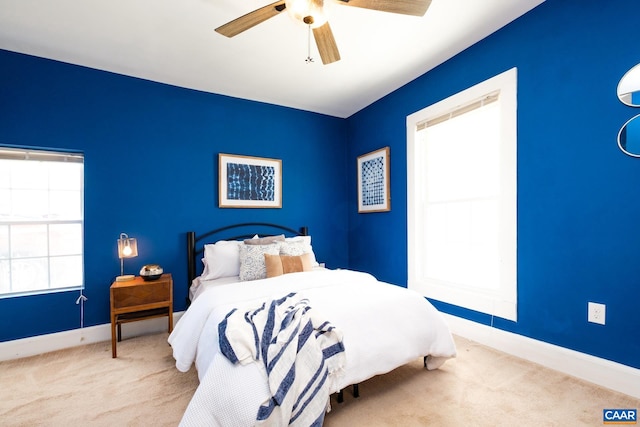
219;153;282;208
357;147;390;213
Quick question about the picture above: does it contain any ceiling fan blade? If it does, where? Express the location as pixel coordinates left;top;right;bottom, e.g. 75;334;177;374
215;1;287;38
313;22;341;65
336;0;431;16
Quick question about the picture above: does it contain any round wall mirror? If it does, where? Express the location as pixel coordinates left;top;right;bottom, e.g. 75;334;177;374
618;63;640;107
618;113;640;157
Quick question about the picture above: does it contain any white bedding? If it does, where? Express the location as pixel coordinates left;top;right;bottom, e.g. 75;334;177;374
169;269;457;426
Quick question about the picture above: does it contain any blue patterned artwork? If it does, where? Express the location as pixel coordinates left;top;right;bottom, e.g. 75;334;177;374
226;163;275;201
361;157;384;206
357;147;390;213
219;154;282;208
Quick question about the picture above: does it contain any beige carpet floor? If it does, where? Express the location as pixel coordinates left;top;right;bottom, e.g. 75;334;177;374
0;332;637;426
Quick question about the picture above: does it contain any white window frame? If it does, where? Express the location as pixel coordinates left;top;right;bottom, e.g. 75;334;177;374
0;147;84;298
406;68;518;321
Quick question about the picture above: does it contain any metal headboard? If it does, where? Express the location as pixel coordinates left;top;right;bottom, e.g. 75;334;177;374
186;222;308;304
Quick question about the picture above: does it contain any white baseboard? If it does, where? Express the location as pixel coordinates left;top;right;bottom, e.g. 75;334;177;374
3;311;638;399
0;311;185;361
443;313;640;399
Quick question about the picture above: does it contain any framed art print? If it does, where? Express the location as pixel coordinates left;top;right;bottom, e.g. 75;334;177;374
219;153;282;208
357;146;390;213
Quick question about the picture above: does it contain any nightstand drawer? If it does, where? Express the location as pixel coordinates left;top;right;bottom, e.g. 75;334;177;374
112;281;171;309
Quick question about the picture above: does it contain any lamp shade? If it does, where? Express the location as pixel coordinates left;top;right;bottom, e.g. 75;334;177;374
116;233;138;282
117;233;138;259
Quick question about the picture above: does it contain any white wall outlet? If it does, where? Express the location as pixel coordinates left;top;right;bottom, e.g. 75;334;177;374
588;302;606;325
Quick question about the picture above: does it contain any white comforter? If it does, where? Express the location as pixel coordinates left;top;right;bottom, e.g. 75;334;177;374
169;269;457;426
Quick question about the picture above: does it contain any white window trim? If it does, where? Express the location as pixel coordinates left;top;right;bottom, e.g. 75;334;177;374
406;67;518;321
0;147;85;298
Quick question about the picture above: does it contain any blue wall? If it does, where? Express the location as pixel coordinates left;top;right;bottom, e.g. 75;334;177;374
2;0;639;372
0;50;349;341
347;0;640;369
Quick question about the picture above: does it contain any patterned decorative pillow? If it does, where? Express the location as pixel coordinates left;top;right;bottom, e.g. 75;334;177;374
280;236;319;266
280;240;307;256
239;243;281;281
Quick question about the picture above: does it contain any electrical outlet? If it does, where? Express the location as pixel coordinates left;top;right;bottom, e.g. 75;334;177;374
588;302;606;325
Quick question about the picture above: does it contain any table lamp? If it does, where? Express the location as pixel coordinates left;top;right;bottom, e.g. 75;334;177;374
116;232;138;282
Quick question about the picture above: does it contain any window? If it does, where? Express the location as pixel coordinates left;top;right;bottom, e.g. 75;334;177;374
406;68;517;321
0;147;84;297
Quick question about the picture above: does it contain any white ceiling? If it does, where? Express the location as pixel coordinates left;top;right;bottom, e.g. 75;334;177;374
0;0;544;118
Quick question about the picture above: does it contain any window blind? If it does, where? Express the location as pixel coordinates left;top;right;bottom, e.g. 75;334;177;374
0;147;83;164
416;91;500;131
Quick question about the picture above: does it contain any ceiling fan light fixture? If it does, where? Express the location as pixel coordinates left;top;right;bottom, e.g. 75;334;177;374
285;0;328;28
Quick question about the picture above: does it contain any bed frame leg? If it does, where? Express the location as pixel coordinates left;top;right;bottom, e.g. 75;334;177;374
353;384;359;398
336;390;344;403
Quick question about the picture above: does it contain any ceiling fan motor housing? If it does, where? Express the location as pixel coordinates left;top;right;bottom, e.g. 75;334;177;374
286;0;327;28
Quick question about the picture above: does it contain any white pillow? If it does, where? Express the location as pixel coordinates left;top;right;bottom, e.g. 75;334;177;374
281;236;319;266
239;243;281;281
201;240;242;280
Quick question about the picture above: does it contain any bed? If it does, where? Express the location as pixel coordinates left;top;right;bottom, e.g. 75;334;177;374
169;223;457;426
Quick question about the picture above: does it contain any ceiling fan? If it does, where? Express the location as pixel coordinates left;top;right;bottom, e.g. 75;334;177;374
215;0;432;65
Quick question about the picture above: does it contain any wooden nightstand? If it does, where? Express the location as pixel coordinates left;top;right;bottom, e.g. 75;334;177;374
110;273;173;358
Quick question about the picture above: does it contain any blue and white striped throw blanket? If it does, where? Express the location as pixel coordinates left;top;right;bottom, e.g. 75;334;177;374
219;292;345;427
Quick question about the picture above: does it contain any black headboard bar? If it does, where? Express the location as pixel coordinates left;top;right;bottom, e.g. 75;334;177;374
186;223;308;305
196;222;305;244
186;230;196;295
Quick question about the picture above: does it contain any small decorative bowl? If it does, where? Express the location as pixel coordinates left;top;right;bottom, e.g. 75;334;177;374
140;264;163;281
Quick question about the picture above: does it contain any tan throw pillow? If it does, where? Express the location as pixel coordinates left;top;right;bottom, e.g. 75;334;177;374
264;253;284;277
264;253;313;278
